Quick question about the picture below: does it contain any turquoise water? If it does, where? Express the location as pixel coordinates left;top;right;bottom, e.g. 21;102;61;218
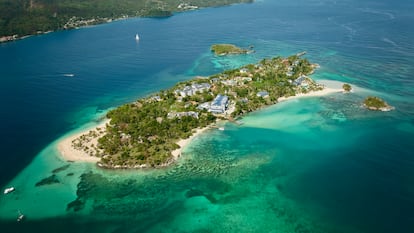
1;0;414;232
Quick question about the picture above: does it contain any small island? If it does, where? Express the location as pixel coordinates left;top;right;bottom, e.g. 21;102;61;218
58;53;342;169
363;96;394;111
211;44;253;56
342;83;352;92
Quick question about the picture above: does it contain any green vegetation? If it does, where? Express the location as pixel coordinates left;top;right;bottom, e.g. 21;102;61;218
342;83;352;92
91;53;321;168
97;95;217;168
211;44;251;56
363;96;393;111
0;0;253;40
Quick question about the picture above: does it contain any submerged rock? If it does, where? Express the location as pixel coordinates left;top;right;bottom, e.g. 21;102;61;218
35;174;60;187
67;198;85;212
52;164;70;174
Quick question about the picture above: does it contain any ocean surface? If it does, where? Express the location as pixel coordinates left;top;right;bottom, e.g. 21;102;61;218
1;0;414;232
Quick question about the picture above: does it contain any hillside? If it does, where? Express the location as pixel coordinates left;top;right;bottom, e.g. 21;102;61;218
0;0;252;41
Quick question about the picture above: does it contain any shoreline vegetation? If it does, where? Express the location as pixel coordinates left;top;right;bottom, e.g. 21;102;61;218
0;0;253;43
58;120;108;163
57;53;345;169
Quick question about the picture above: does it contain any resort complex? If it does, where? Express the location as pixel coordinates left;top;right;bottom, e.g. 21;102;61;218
68;53;324;169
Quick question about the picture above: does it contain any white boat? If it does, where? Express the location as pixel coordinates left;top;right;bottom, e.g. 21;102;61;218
17;210;24;222
135;33;140;41
17;214;24;222
63;73;75;77
3;187;15;194
218;127;224;131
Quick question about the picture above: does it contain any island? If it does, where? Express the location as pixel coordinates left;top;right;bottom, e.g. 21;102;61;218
0;0;253;43
58;53;343;169
211;44;253;56
342;83;352;92
363;96;394;111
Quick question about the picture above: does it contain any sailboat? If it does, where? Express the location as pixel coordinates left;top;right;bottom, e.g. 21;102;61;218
17;210;24;222
135;33;140;41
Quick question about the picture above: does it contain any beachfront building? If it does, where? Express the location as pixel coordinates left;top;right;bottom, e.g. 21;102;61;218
210;78;220;83
175;83;211;97
256;91;269;98
239;68;249;74
177;3;199;10
209;94;229;114
167;111;199;119
151;95;162;101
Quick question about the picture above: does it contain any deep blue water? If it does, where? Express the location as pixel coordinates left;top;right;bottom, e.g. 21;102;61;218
0;0;413;232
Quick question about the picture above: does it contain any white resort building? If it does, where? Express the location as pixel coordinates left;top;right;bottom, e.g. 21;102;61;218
294;75;307;86
167;111;199;119
175;83;211;97
209;94;229;114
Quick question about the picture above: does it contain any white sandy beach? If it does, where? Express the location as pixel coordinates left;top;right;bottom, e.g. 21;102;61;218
171;127;210;159
57;120;109;162
278;80;344;102
57;118;211;163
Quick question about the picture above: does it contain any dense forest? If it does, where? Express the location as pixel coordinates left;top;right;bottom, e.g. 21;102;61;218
0;0;253;38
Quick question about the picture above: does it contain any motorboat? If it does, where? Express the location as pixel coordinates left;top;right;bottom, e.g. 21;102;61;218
3;187;15;194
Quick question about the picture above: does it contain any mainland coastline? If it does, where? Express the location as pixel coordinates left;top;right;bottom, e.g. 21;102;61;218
57;53;344;168
0;0;253;43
